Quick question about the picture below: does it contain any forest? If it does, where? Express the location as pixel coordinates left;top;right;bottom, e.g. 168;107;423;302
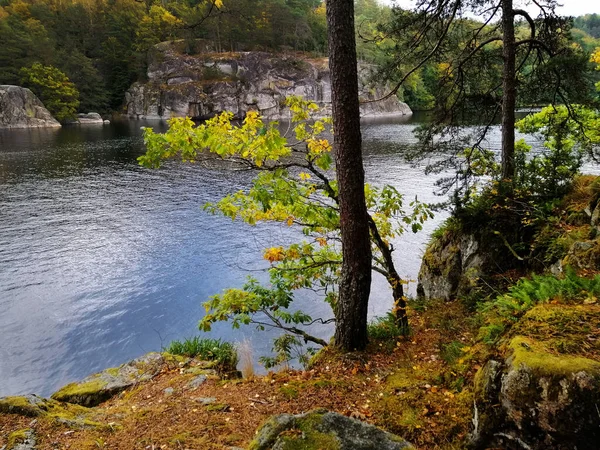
1;0;599;116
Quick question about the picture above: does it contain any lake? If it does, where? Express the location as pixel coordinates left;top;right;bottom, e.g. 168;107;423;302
0;114;570;397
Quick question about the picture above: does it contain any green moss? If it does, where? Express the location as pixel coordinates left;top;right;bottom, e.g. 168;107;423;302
223;433;243;444
204;403;229;412
46;405;108;430
385;366;439;391
184;366;218;376
278;430;339;450
162;352;193;365
279;385;299;400
0;396;44;417
511;304;600;358
0;394;107;429
168;432;190;445
51;377;108;403
276;412;340;450
104;367;120;377
6;429;31;449
508;336;600;377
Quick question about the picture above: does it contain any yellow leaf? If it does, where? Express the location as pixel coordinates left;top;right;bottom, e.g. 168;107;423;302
263;247;285;263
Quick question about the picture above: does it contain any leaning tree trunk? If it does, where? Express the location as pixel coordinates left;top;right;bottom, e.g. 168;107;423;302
501;0;517;184
326;0;372;351
368;218;408;329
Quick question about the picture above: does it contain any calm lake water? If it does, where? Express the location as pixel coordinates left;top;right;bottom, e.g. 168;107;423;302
0;114;580;397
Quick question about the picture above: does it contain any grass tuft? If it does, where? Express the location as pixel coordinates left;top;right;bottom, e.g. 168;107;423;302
166;337;238;372
368;312;411;341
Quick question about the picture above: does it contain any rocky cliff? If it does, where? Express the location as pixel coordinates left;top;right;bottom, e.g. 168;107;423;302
0;85;61;128
417;176;600;303
125;41;412;120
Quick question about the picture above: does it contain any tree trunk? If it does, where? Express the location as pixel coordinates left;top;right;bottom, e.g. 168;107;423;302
501;0;516;183
326;0;372;351
368;217;408;329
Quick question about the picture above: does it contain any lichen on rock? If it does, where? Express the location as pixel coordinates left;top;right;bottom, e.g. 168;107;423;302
0;85;61;128
248;409;414;450
0;394;106;431
125;42;412;121
4;429;36;450
51;352;166;407
471;303;600;449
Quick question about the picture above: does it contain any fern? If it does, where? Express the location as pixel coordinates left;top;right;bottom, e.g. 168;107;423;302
479;268;600;345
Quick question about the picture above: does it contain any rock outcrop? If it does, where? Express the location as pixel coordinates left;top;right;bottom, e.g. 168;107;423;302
75;112;106;124
51;352;168;407
417;229;487;302
249;409;414;450
0;394;105;430
0;85;61;128
49;352;222;407
417;177;600;303
471;303;600;449
1;429;36;450
125;41;412;120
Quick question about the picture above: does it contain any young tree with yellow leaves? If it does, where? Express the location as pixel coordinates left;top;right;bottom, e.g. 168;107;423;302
139;97;432;366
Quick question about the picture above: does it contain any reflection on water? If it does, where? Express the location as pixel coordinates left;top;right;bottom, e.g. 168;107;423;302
1;114;593;397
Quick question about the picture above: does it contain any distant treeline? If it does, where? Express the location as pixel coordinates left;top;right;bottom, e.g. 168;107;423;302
0;0;329;113
0;0;598;115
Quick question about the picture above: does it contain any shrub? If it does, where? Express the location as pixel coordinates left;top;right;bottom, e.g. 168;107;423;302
20;63;79;122
368;312;411;340
479;268;600;345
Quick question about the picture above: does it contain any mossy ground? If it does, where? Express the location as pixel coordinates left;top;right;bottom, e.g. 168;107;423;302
0;303;478;450
50;376;108;402
5;428;31;449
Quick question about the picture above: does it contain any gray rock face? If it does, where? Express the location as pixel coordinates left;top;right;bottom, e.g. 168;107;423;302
417;231;486;302
0;85;61;128
126;42;412;120
76;112;104;124
471;333;600;449
51;352;166;407
249;409;414;450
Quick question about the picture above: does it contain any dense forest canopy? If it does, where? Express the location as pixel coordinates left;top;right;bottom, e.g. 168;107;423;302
0;0;598;115
0;0;329;113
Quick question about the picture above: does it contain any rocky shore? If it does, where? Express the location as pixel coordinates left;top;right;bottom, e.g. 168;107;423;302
0;86;61;129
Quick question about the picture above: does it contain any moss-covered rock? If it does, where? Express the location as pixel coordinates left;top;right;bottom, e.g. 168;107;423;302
562;239;600;272
248;409;414;450
418;176;600;304
51;352;166;406
0;395;49;417
0;395;106;430
417;230;488;302
471;304;600;449
4;429;36;450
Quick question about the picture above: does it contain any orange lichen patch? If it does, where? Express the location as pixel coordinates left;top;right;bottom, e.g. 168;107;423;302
0;305;478;450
